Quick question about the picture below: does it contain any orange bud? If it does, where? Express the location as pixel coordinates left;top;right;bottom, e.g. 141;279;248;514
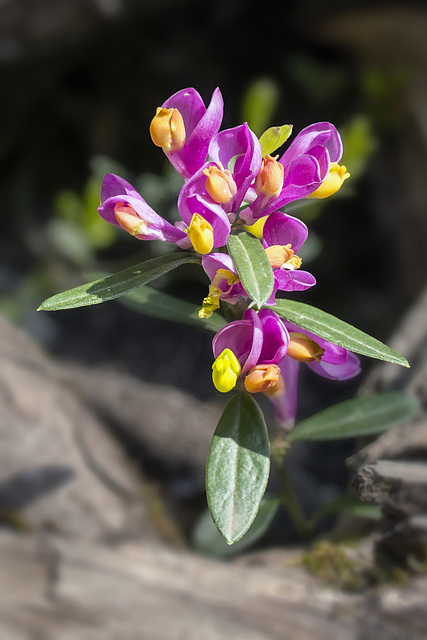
203;165;237;204
149;107;186;152
287;332;325;363
263;372;285;398
114;202;147;237
244;364;280;393
265;244;295;269
255;154;284;197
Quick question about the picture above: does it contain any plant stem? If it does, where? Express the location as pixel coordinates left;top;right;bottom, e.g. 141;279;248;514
271;437;312;539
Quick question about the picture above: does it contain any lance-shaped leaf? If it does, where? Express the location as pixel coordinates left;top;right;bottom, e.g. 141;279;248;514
259;125;293;157
122;285;226;332
206;393;270;545
227;232;274;309
286;391;419;443
269;299;409;368
38;253;200;311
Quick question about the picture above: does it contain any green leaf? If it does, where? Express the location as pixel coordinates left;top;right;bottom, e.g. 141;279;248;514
193;495;279;557
309;494;382;526
122;285;226;332
38;253;200;311
286;391;419;443
227;233;274;309
206;393;270;545
259;125;293;156
269;299;409;368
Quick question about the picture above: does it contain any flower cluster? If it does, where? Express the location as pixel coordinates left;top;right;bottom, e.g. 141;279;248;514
98;87;358;428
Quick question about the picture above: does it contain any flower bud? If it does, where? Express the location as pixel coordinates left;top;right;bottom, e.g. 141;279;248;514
114;202;147;237
287;332;325;363
187;213;214;254
244;364;280;393
149;107;186;152
308;163;350;199
212;348;241;393
265;244;295;269
254;154;284;198
203;165;237;204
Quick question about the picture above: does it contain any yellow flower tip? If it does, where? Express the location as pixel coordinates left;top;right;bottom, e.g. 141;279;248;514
149;107;186;152
287;332;325;363
114;202;147;237
244;216;268;241
187;213;214;254
308;163;350;200
254;154;284;198
203;165;237;204
244;364;281;394
212;348;241;393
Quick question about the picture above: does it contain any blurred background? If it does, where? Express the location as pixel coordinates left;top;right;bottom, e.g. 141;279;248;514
0;0;427;550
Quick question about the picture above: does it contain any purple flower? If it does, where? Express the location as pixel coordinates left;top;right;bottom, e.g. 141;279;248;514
240;122;344;224
98;173;190;247
199;212;315;316
208;123;263;218
262;212;316;302
150;87;224;180
267;323;361;429
212;309;289;392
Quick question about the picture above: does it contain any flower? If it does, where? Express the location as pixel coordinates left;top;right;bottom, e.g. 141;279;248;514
150;87;224;180
98;173;191;247
266;322;361;429
240;122;346;225
211;309;290;392
199;212;315;317
262;212;316;302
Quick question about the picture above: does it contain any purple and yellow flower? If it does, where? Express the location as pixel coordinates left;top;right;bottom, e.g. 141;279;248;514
199;212;315;316
149;87;224;180
98;173;191;248
241;122;349;225
211;309;290;393
265;322;361;429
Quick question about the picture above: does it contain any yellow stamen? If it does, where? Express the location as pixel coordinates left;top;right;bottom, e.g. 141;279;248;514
187;213;214;254
254;154;284;197
198;269;239;319
244;216;268;241
244;364;280;393
265;244;302;270
149;107;186;152
114;202;148;237
199;286;222;319
308;163;350;199
203;165;237;204
212;348;241;393
287;332;325;363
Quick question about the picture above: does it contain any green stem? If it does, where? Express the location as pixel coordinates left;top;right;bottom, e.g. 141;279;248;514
271;436;312;539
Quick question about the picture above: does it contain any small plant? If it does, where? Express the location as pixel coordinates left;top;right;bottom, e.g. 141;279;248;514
39;87;417;546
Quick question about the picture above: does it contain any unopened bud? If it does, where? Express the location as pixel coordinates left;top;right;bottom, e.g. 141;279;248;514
244;364;280;393
114;202;147;237
287;332;325;363
187;213;214;254
308;163;350;199
149;107;186;152
265;244;295;269
203;165;237;204
212;348;241;393
254;155;284;198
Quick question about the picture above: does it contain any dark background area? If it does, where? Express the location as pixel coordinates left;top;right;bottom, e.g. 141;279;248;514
1;0;427;543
